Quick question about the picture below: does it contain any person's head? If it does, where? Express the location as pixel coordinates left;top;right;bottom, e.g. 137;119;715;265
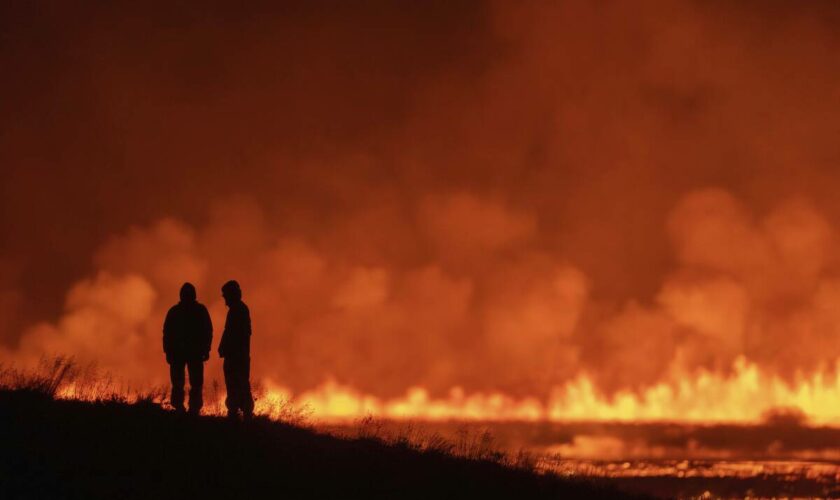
179;282;197;302
221;280;242;306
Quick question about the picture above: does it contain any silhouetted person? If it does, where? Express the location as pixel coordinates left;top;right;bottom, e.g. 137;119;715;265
218;280;254;420
163;282;212;415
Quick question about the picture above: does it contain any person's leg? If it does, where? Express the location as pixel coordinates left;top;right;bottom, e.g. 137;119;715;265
187;361;204;415
169;361;186;412
223;358;238;418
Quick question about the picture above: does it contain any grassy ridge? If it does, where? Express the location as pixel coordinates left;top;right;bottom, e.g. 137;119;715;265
0;388;646;500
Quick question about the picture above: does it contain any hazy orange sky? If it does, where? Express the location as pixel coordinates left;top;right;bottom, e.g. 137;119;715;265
3;1;840;398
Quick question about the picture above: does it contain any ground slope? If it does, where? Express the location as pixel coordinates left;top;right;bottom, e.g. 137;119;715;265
0;390;644;500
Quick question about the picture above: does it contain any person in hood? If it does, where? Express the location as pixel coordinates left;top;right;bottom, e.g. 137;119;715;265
163;282;212;415
218;279;254;420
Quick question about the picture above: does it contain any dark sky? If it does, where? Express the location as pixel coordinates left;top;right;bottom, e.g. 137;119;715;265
0;0;494;321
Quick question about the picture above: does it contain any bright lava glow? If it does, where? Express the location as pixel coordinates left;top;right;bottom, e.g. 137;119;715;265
53;356;840;424
253;357;840;424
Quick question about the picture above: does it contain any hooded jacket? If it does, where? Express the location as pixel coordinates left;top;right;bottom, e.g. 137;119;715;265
163;284;213;362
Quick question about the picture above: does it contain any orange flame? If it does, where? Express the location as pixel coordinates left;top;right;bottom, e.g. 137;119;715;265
52;357;840;425
261;357;840;424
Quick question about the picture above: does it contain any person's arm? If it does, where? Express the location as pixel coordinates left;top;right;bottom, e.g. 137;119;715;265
218;311;229;358
201;305;212;360
162;308;174;362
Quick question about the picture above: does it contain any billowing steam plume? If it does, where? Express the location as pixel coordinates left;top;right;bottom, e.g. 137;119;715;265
2;1;840;415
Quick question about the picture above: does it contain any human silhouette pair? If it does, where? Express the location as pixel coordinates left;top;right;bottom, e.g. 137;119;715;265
163;280;254;419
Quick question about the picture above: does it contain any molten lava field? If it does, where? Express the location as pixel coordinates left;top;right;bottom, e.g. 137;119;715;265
326;420;840;498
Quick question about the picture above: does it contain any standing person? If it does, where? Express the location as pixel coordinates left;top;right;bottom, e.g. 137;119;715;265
218;280;254;420
163;282;213;415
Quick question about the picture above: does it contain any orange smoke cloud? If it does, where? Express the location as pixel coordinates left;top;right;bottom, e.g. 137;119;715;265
5;189;840;420
3;1;840;421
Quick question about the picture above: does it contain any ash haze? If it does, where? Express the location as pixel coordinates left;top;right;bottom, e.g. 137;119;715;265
3;0;840;401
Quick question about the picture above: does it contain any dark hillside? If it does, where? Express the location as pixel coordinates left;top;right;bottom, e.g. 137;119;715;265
0;390;645;500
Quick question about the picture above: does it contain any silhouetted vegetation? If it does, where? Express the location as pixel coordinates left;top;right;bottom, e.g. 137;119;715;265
0;360;644;500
